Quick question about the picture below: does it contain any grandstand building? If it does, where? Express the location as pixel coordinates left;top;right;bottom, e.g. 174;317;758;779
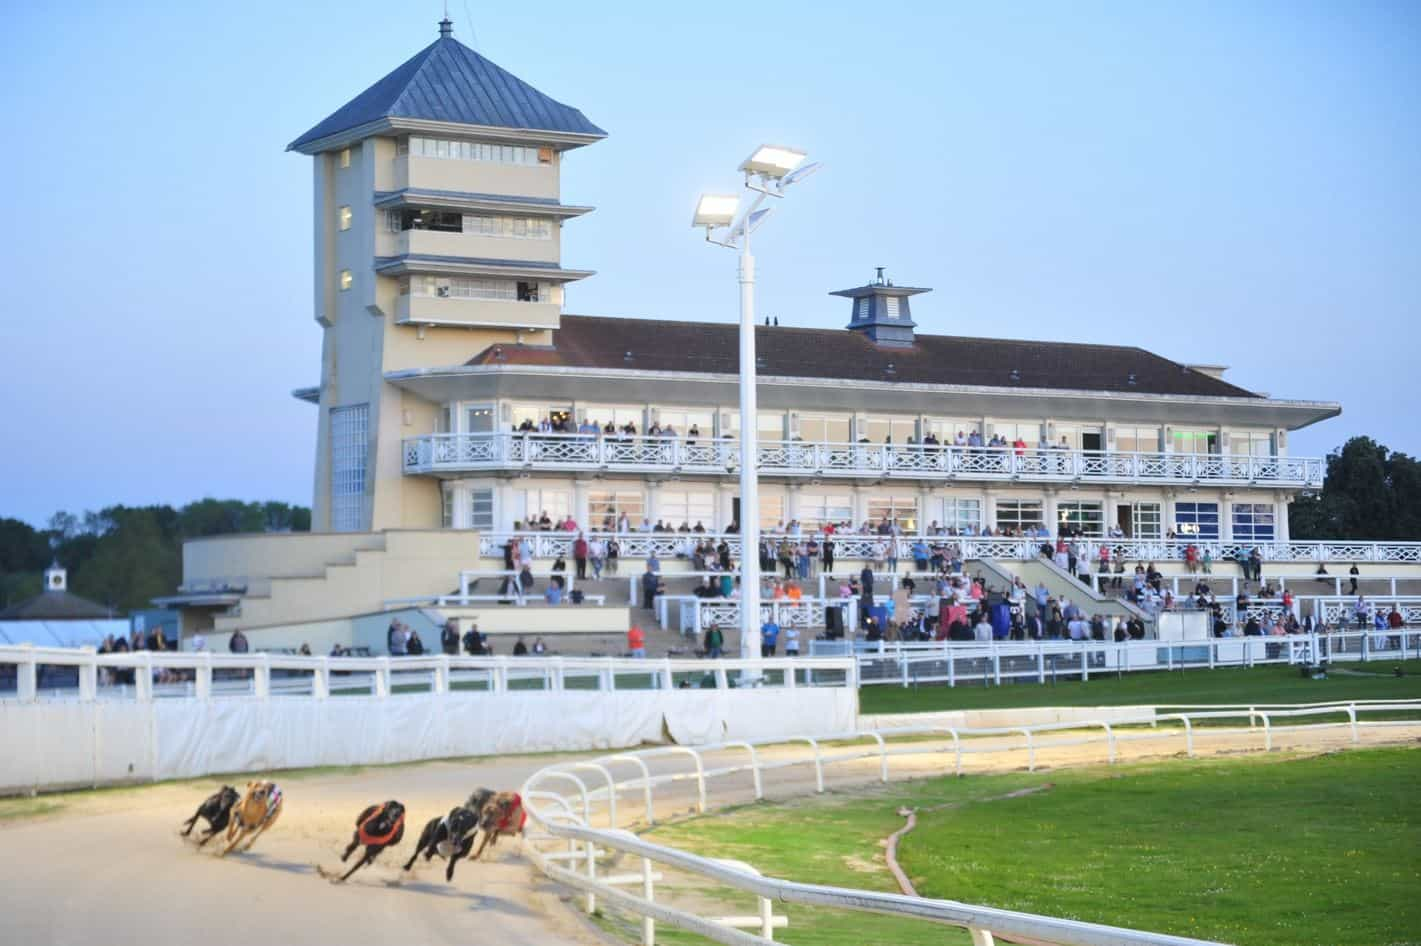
287;19;1337;544
165;18;1393;652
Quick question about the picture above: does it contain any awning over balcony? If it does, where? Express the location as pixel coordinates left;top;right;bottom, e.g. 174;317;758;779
374;255;594;283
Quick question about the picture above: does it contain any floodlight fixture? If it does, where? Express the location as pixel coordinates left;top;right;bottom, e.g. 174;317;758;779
739;145;807;179
692;193;740;229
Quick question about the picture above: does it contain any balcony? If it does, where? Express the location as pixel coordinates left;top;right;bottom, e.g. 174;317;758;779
395;294;561;329
402;433;1325;488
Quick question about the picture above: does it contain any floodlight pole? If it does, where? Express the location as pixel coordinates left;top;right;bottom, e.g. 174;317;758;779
736;198;762;666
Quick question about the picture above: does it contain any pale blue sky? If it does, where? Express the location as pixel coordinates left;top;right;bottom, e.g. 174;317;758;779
1;1;1417;526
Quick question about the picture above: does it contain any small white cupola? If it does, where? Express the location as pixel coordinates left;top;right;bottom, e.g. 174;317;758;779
44;562;67;592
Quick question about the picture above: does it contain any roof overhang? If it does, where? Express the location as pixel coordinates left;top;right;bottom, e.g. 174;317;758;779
383;364;1342;431
292;386;320;405
374;188;593;218
287;116;606;156
375;255;594;282
151;593;243;609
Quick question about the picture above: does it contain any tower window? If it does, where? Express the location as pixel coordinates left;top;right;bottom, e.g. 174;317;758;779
885;297;900;318
338;206;352;231
339;269;353;291
339;148;351;169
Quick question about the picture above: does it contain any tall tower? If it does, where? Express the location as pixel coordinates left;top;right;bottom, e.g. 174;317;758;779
288;19;604;531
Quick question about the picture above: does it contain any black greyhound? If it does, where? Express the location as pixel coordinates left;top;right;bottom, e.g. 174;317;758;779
403;789;496;882
180;786;240;847
334;800;406;882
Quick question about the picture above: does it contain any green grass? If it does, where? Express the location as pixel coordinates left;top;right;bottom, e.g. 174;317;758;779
859;661;1421;715
638;748;1421;946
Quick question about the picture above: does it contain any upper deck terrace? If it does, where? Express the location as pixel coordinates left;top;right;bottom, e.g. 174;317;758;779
402;432;1324;488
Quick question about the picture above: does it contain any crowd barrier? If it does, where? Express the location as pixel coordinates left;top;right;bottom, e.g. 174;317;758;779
0;647;857;795
810;629;1419;686
522;701;1419;946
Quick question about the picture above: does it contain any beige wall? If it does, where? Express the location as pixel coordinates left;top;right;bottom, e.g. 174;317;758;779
394;295;561;329
395;154;559;199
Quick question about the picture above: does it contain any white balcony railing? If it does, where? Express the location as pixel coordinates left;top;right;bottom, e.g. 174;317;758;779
403;433;1324;487
476;531;1421;565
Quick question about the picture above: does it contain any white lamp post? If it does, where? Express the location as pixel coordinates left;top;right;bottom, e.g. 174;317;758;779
693;146;821;668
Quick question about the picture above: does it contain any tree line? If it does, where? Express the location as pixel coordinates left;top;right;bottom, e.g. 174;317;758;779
1288;437;1421;541
0;500;310;614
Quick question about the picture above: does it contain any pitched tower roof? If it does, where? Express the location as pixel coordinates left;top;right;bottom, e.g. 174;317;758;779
289;19;606;153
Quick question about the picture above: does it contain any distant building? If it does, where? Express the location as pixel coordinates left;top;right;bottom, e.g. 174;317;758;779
0;565;127;647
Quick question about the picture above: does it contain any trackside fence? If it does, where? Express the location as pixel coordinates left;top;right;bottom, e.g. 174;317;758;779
522;701;1421;946
0;646;855;702
811;629;1420;687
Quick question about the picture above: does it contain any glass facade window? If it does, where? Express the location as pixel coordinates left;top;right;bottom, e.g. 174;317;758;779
799;493;853;530
469;489;495;531
404;137;552;166
991;422;1041;445
1127;502;1163;539
654;408;715;436
516;489;569;527
509;403;573;430
725;411;786;441
658;490;715;529
861;416;917;444
1232;503;1275;541
589;490;646;530
1056;500;1105;537
1115;426;1160;454
867;496;918;531
413;275;517;301
995;499;1044;532
462;214;554;240
924;418;982;441
1231;433;1273;457
1171;430;1217;455
582;405;644;430
463;404;495;433
939;498;982;532
441;485;454;529
1174;502;1220;540
796;414;851;443
329;404;368;532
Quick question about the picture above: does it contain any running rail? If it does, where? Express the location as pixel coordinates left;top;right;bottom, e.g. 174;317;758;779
522;700;1421;946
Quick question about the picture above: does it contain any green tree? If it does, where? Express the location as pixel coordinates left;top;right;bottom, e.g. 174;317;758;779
1289;437;1421;540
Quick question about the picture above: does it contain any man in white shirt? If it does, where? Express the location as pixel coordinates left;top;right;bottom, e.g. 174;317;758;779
973;616;994;641
784;625;801;657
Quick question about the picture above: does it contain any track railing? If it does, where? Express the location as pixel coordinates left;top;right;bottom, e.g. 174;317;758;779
0;646;856;702
523;701;1421;946
813;629;1420;687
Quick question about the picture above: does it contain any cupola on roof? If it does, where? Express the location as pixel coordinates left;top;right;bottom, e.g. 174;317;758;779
289;19;606;153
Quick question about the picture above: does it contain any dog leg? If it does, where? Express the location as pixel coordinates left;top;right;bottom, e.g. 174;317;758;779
402;844;423;872
446;847;466;883
219;829;243;858
197;827;218;848
181;814;199;836
341;835;361;862
337;851;373;883
469;830;492;861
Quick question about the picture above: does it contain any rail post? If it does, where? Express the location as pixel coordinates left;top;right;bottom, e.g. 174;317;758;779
14;644;37;702
77;650;97;702
433;655;449;694
311;657;329;699
1348;703;1359;744
373;657;391;698
641;852;656;946
969;929;996;946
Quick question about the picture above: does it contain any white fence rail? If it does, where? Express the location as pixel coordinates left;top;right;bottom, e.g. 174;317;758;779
404;432;1324;488
811;629;1421;687
522;702;1420;946
479;531;1421;566
0;646;857;703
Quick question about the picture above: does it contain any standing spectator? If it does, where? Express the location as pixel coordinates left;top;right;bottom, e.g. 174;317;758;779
627;625;646;659
441;620;460;655
784;624;801;657
513;636;529;656
704;623;724;659
532;636;548;655
229;629;250;654
860;565;875;598
406;629;424;656
571;531;588;582
589;535;607;579
642;564;659;610
912;539;930;572
760;618;780;658
822;536;835;573
389;622;409;656
1348;564;1360;596
462;624;483;656
607;537;620;575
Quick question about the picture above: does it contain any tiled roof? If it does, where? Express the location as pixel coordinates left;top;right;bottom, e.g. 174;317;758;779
0;590;113;621
289;31;605;151
466;315;1261;398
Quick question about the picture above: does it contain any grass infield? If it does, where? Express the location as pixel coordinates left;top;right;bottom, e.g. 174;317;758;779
639;747;1421;946
858;660;1421;715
